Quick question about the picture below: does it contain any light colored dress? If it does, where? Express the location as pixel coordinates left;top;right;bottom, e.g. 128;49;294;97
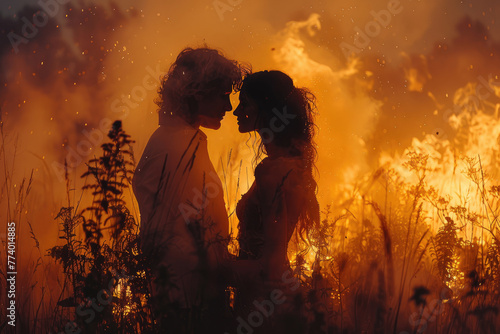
133;115;229;309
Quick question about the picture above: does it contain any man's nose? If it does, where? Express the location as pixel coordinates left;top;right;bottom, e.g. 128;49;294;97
225;98;233;112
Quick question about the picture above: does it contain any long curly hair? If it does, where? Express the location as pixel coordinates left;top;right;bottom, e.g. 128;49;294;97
241;70;320;238
155;47;248;124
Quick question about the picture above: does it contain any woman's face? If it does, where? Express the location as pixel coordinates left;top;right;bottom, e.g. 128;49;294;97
233;91;260;133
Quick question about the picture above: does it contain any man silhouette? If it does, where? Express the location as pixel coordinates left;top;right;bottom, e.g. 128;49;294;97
132;47;245;331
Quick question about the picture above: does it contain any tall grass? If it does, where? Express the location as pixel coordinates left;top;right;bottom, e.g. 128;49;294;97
2;118;500;333
283;151;500;333
1;113;48;334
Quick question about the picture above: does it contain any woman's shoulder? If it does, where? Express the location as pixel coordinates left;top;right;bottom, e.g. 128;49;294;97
256;156;303;171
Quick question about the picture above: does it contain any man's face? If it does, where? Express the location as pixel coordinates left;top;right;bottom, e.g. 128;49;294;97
196;87;233;130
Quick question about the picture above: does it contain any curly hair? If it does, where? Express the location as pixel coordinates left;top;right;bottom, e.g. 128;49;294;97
156;47;248;124
241;70;320;237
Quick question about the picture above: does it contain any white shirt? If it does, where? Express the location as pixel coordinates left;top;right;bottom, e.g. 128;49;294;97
133;115;229;307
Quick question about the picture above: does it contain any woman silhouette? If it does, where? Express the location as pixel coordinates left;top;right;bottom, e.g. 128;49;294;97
232;70;320;320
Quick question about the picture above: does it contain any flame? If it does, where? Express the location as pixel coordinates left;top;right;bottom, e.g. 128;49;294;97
113;277;133;316
380;77;500;240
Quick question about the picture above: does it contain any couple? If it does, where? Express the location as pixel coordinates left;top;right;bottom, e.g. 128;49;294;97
132;47;319;332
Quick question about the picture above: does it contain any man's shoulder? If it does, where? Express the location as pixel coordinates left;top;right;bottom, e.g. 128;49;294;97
145;125;199;153
137;126;207;175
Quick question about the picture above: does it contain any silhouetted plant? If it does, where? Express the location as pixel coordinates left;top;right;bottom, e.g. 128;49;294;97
48;121;154;334
432;216;462;285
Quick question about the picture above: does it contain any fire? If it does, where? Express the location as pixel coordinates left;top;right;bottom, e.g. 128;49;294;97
113;278;133;316
380;77;500;240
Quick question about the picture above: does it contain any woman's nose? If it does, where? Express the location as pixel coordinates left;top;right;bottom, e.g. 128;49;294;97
226;99;233;111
